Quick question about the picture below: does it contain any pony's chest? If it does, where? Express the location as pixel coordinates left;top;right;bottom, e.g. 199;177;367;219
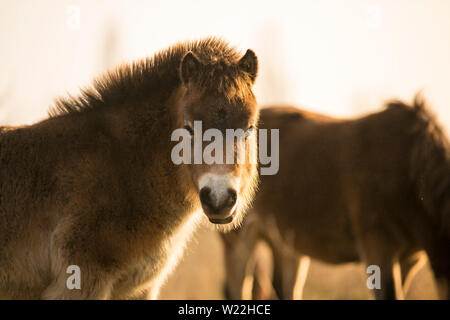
115;210;203;297
156;210;203;273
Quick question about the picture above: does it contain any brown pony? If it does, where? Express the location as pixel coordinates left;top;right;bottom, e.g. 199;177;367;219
221;97;450;300
0;38;259;299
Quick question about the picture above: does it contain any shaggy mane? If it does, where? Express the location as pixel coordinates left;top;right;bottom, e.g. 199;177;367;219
49;37;243;117
388;94;450;235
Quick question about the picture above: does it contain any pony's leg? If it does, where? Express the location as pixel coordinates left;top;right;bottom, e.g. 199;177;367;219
365;260;399;300
221;217;262;300
399;250;427;297
429;265;449;300
223;243;254;299
271;243;301;300
251;245;274;300
427;250;450;300
293;255;311;300
221;233;257;300
359;234;402;300
435;276;449;300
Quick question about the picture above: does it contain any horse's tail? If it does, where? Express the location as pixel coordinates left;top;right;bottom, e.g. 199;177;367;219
405;93;450;237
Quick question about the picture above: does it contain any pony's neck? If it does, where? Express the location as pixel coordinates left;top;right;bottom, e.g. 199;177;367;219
106;82;185;147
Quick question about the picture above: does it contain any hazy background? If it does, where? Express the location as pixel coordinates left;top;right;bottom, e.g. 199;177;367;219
0;0;448;299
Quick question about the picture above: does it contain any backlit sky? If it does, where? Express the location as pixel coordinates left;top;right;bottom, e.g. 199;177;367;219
1;0;449;133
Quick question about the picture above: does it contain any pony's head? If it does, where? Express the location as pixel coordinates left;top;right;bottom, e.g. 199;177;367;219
176;45;259;230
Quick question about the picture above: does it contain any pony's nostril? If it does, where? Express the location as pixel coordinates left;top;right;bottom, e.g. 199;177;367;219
227;189;237;207
199;187;212;205
200;187;237;217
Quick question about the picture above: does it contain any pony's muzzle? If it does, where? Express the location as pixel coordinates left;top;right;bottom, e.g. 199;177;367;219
199;187;237;224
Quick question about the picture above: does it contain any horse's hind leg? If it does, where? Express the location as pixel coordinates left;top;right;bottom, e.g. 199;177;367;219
221;221;260;300
251;243;274;299
428;262;450;300
359;234;403;300
365;259;400;300
434;273;449;300
399;250;427;297
293;255;311;300
426;247;450;300
271;243;303;300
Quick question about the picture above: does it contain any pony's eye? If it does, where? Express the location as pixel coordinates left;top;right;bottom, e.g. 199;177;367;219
184;124;194;136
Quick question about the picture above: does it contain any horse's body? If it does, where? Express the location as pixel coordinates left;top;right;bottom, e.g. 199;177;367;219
222;100;450;300
0;38;259;299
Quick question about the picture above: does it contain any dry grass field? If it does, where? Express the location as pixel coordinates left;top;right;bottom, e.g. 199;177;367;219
159;225;439;300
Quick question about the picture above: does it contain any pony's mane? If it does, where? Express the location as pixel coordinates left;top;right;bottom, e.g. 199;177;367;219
388;95;450;235
49;37;242;117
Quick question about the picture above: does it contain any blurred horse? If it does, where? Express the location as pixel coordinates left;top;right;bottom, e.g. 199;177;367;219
221;97;450;300
0;38;259;299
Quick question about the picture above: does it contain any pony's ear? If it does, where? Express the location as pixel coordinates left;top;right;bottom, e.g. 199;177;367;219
180;51;201;85
238;49;258;83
